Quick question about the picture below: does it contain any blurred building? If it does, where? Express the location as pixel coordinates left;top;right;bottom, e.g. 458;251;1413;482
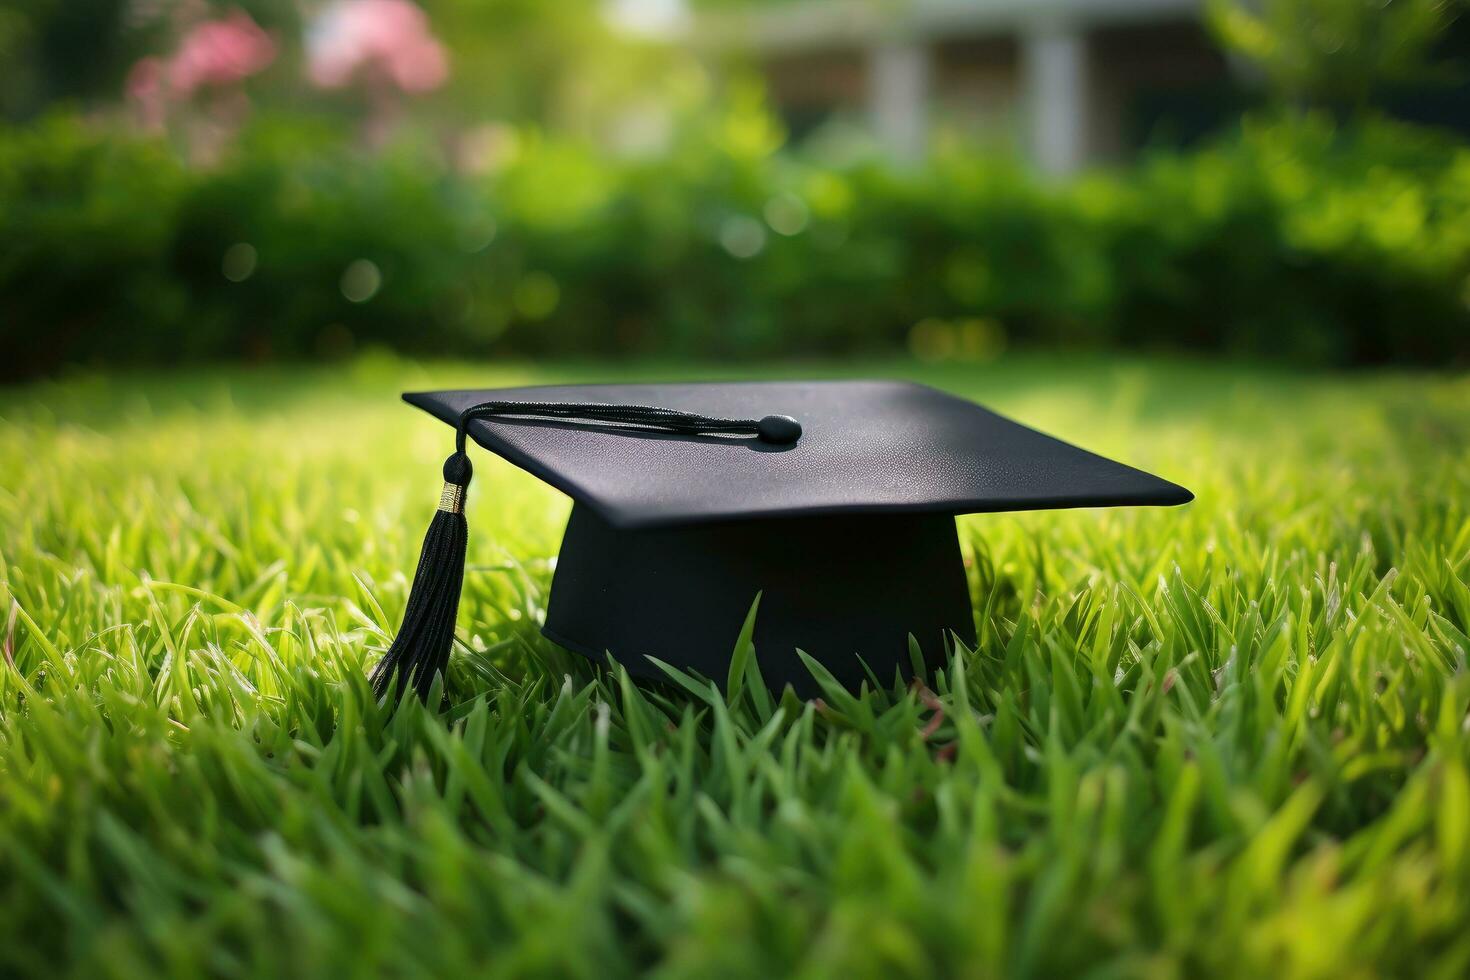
684;0;1232;173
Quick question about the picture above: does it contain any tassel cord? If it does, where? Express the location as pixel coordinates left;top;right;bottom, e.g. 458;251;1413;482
455;401;801;451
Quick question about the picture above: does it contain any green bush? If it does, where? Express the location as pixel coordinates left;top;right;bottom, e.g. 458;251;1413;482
1098;117;1470;364
2;111;1467;379
0;117;188;374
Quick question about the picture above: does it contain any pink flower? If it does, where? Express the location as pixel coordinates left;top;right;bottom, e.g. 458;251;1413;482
307;0;449;95
126;56;169;129
168;10;277;95
124;9;275;149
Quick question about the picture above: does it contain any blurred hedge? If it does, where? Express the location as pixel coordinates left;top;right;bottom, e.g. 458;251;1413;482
2;111;1467;379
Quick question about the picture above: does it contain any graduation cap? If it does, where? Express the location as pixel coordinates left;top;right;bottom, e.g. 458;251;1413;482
372;381;1191;700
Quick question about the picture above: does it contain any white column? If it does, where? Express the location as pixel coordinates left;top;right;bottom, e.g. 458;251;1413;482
869;40;931;166
1022;22;1088;176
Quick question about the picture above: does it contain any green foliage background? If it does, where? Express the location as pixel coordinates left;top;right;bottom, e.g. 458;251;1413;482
4;110;1469;379
2;357;1469;977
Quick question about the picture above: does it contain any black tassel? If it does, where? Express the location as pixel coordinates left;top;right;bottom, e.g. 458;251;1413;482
371;451;473;701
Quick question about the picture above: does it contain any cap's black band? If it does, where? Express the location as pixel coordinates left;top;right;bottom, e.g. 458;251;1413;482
455;400;801;452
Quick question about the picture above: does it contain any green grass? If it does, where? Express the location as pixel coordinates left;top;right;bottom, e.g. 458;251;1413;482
2;354;1468;979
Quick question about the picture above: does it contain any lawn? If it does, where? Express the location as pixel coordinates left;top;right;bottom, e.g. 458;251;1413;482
2;355;1468;978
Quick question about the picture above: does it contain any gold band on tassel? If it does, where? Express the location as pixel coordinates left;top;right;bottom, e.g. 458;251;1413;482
438;482;466;514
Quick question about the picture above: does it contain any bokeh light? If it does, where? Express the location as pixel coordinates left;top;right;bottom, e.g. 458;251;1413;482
340;259;382;303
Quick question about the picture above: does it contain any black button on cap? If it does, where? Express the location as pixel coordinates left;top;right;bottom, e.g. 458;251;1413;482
757;414;802;444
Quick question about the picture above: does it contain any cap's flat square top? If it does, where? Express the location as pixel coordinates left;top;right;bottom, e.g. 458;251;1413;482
404;381;1191;529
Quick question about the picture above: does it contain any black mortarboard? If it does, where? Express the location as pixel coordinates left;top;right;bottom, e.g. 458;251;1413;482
373;381;1191;699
